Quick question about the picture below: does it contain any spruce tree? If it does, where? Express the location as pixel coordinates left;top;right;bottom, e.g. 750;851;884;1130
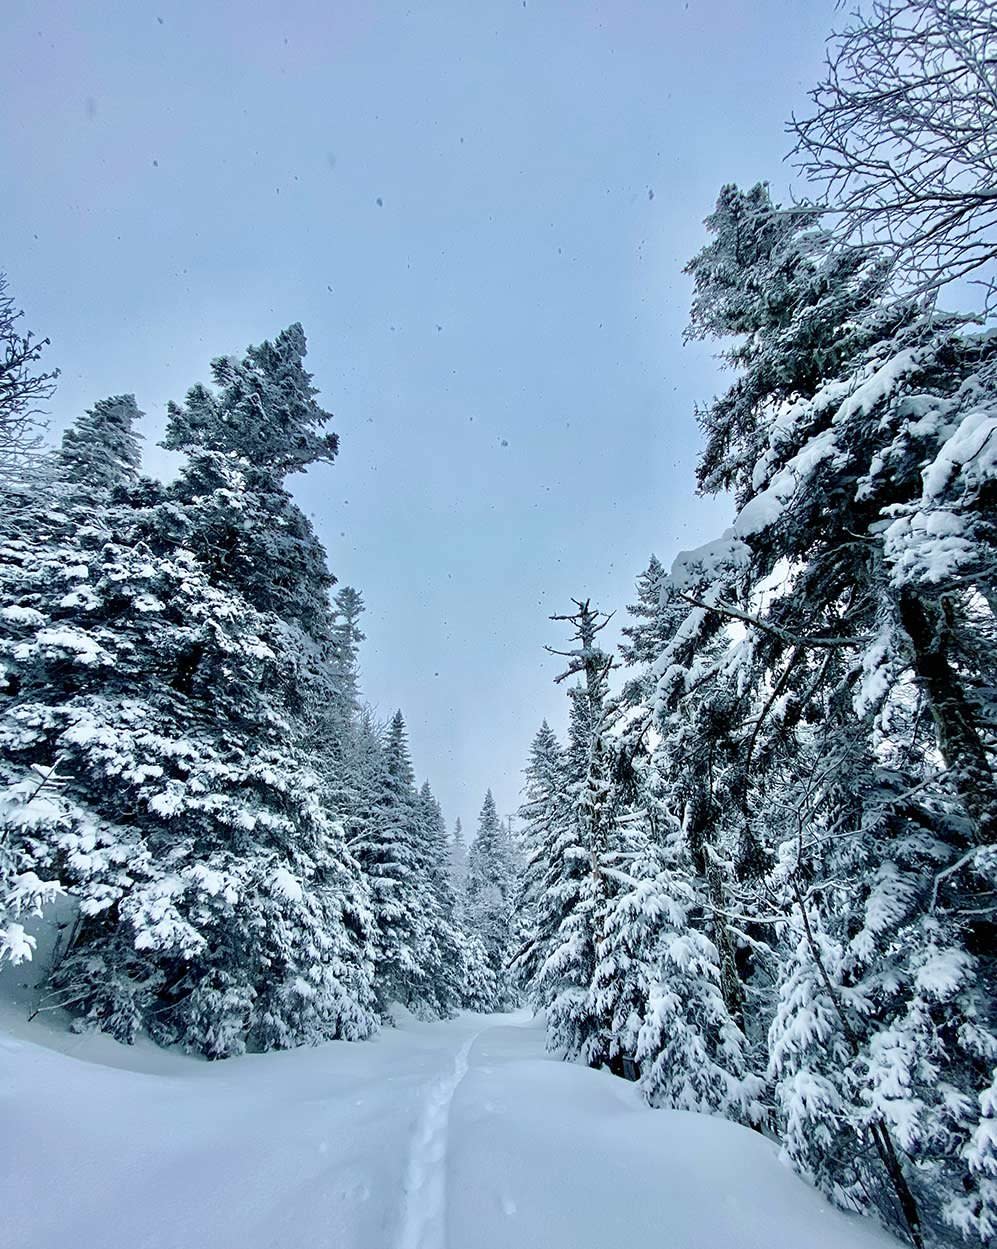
449;817;467;899
659;178;997;1243
160;325;337;634
619;555;670;667
1;327;379;1056
466;789;518;1007
351;710;425;1012
408;781;467;1016
512;721;567;997
520;600;621;1059
58;395;142;492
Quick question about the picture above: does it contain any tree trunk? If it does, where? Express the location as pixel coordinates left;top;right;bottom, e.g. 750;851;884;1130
705;856;745;1030
686;793;745;1030
898;590;996;846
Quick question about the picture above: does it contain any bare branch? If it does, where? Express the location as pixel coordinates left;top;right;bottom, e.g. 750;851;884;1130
789;0;997;314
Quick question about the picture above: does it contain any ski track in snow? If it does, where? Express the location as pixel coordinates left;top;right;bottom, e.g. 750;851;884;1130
395;1030;480;1249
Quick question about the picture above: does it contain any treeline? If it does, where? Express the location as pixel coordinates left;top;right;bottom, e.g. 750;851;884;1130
0;305;519;1056
512;3;996;1247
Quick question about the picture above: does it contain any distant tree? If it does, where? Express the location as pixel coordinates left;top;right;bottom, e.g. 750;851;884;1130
331;586;365;711
0;274;57;488
59;396;143;492
412;781;493;1017
512;721;566;998
313;586;367;818
466;789;518;1005
449;817;467;899
522;600;621;1059
350;710;426;1013
619;555;670;667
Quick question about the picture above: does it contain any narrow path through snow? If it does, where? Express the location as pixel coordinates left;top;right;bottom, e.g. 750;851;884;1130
395;1029;480;1249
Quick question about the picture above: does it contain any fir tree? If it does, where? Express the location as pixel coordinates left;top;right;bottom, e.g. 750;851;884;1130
685;181;901;504
619;555;670;667
1;328;380;1056
658;178;997;1243
161;323;338;474
449;817;467;900
0;277;63;965
161;325;338;634
331;586;365;715
512;721;567;998
520;600;621;1059
58;395;142;493
466;789;518;1007
351;710;425;1013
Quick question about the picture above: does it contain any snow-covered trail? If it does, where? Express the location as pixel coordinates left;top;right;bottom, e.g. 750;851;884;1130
396;1027;480;1249
1;1008;900;1249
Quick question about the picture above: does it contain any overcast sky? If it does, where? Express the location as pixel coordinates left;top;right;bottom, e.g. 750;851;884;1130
4;0;836;836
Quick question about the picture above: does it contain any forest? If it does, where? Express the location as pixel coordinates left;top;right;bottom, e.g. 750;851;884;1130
2;3;995;1248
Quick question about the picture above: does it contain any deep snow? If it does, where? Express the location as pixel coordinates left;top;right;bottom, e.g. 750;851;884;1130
0;999;902;1249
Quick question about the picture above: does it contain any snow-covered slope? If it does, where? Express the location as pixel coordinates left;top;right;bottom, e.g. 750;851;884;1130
2;1008;899;1249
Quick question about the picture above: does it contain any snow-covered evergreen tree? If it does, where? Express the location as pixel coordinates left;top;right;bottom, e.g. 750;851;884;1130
628;822;765;1122
331;586;365;717
512;721;567;998
466;789;518;1007
517;600;625;1060
160;324;337;634
350;710;427;1014
407;781;469;1017
685;181;901;504
0;278;63;966
0;326;381;1056
0;759;65;968
449;817;467;900
619;555;671;667
660;176;997;1243
510;170;994;1245
161;322;338;474
58;395;142;492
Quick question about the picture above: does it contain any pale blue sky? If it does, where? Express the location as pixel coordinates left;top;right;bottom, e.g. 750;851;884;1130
4;0;834;834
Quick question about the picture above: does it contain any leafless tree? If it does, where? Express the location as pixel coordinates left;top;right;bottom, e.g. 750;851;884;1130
790;0;997;312
0;273;58;486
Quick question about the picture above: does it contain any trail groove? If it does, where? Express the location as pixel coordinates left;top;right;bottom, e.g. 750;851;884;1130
395;1031;479;1249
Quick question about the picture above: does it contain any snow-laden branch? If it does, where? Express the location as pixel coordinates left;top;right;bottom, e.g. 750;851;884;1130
679;594;869;649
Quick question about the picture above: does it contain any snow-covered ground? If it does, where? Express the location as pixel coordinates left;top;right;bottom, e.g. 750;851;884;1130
1;998;902;1249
